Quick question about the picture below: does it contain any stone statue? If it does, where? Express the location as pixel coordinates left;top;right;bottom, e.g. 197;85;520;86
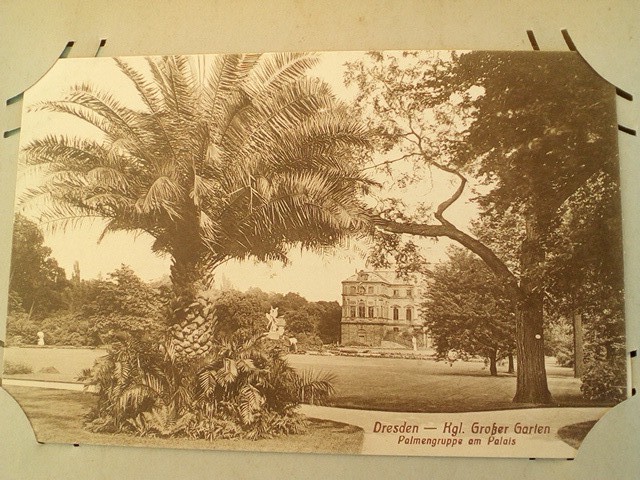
265;307;286;340
37;331;45;346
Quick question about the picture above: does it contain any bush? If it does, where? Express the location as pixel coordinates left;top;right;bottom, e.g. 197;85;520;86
579;300;626;403
3;361;34;375
5;313;38;346
80;320;336;440
581;359;626;402
293;332;323;351
5;312;93;347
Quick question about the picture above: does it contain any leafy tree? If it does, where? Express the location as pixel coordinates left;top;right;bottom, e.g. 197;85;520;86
8;213;69;317
211;288;273;339
421;248;515;376
278;292;308;313
346;51;621;403
80;265;166;344
312;301;342;344
21;53;372;353
285;308;317;336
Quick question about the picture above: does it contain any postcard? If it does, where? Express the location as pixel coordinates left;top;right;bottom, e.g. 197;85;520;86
1;50;628;458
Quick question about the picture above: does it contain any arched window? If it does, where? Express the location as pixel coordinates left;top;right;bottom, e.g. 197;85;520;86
358;303;366;318
393;307;399;321
406;308;412;322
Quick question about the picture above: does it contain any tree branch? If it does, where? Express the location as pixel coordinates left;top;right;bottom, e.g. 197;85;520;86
360;153;420;172
434;169;467;225
372;215;523;301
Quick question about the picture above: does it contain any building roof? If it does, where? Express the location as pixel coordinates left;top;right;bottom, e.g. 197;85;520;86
342;270;419;286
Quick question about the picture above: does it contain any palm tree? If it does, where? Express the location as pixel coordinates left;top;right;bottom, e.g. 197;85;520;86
21;53;372;354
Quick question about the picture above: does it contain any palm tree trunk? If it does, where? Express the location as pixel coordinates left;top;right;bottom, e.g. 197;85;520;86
167;245;215;359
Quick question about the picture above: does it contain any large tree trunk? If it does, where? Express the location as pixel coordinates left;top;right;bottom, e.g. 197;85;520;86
513;294;552;402
513;216;552;404
508;352;515;374
488;349;498;376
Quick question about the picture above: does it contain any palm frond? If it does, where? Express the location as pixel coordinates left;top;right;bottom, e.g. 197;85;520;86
23;135;109;171
295;369;336;405
20;51;374;292
244;52;320;97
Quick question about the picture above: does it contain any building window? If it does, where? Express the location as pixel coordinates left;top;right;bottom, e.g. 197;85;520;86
406;308;412;322
368;306;374;318
350;306;356;317
358;304;366;318
368;286;374;294
393;289;399;297
393;307;399;321
350;286;356;294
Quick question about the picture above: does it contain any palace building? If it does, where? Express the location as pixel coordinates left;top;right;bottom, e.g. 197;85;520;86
340;270;424;346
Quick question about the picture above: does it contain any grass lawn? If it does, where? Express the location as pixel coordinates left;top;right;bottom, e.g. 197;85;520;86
3;385;364;454
287;354;613;412
2;347;106;383
557;420;598;449
3;347;615;413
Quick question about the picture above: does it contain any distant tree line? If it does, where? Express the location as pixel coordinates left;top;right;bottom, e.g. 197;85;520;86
6;214;341;349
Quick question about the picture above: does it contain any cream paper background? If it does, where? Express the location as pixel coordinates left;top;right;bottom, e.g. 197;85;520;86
0;0;638;478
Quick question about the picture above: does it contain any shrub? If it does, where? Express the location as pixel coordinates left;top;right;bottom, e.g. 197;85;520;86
5;313;38;346
581;360;626;402
192;332;329;439
3;361;34;375
293;332;323;351
5;312;94;347
80;322;336;440
78;334;185;433
580;302;626;403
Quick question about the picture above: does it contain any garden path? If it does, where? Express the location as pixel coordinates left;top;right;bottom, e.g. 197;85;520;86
3;377;609;458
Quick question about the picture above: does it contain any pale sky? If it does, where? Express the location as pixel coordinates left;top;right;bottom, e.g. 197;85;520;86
16;52;478;302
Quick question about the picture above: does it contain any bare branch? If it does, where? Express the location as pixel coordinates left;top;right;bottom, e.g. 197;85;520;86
360;153;420;172
434;170;467;224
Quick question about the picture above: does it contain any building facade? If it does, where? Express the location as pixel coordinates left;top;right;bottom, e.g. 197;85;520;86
340;270;424;346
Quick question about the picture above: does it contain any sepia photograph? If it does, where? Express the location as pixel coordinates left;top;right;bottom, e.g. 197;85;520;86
1;50;627;458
